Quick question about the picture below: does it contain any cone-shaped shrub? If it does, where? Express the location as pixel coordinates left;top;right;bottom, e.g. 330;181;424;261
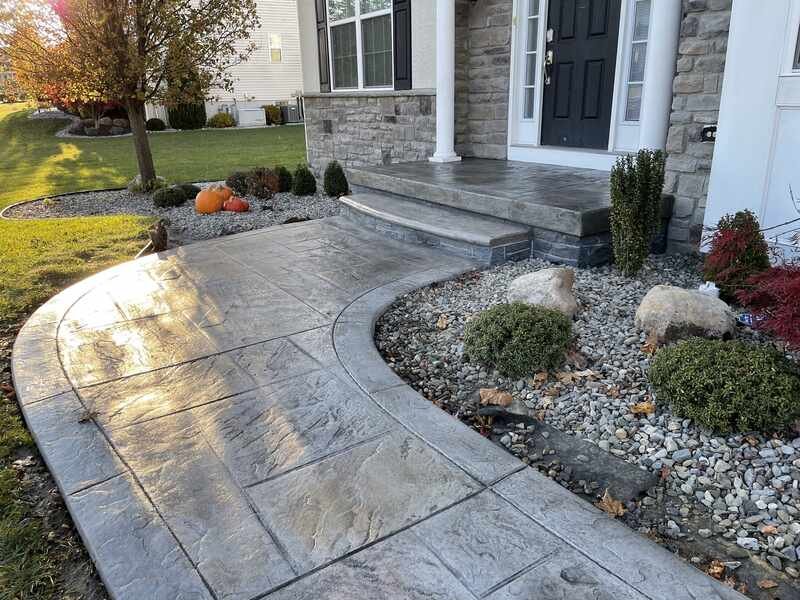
323;161;349;197
292;165;317;196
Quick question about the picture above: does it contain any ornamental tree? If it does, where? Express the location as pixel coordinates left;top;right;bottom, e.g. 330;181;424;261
3;0;259;190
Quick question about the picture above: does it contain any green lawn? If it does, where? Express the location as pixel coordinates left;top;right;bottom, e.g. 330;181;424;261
0;102;308;324
0;102;307;599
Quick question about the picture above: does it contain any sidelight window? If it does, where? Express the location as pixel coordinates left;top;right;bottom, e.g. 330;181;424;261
624;0;650;121
522;0;540;119
328;0;393;90
794;23;800;70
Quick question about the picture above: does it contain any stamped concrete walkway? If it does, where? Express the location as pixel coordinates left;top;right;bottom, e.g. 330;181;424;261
13;216;743;600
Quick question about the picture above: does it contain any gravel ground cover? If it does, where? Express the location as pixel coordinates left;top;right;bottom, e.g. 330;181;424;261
376;254;800;593
5;185;341;245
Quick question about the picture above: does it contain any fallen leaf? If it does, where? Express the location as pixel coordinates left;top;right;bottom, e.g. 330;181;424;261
566;350;588;369
78;410;99;424
436;314;449;330
630;400;656;416
573;369;599;379
707;560;726;580
479;388;513;407
529;372;548;389
641;332;659;355
761;525;778;535
659;465;671;481
596;489;626;517
757;580;778;590
556;372;575;384
606;385;621;398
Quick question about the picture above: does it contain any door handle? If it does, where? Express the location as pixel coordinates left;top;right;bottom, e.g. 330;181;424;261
544;50;554;86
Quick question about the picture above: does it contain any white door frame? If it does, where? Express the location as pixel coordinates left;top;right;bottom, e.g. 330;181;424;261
705;0;800;259
506;0;631;170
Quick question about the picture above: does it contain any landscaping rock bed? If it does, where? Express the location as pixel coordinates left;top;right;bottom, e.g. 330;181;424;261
376;254;800;595
5;185;341;245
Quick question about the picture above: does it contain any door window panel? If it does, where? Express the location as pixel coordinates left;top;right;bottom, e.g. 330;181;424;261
521;0;540;120
625;0;650;121
794;24;800;70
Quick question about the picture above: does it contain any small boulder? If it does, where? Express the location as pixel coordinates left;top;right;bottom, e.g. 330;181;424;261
112;117;129;129
507;268;579;318
67;120;84;135
98;116;113;127
635;285;736;343
84;127;99;137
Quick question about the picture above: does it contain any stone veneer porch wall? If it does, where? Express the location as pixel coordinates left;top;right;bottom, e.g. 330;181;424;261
664;0;732;252
302;92;436;173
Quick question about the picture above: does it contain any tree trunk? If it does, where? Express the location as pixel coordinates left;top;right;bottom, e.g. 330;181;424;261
126;99;157;188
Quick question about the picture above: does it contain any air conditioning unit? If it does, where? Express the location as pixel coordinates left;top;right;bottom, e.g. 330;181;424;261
281;104;301;123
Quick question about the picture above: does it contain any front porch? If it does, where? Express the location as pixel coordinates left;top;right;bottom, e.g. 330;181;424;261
343;158;671;267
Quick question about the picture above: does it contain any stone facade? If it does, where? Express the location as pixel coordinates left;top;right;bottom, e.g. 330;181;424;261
302;92;436;173
664;0;733;252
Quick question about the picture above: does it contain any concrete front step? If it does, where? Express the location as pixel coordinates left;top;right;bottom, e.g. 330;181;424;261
340;191;532;266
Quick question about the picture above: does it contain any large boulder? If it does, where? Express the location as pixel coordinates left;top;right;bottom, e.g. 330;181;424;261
635;285;736;343
112;117;129;129
507;268;579;318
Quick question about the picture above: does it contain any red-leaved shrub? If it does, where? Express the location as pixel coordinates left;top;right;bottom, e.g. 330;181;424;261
737;265;800;349
703;210;770;301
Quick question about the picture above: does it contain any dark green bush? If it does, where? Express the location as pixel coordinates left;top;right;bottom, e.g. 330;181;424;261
275;166;293;193
145;117;166;131
292;165;317;196
207;112;236;128
167;103;207;130
649;338;800;433
263;104;283;125
703;210;771;302
152;186;187;208
609;149;665;276
463;302;572;379
175;183;201;199
246;167;279;199
323;161;349;197
226;171;251;196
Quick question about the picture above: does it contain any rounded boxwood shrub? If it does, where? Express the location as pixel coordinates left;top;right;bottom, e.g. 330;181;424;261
207;112;236;128
463;302;572;379
323;160;349;197
649;338;800;433
292;165;317;196
225;171;251;196
145;117;166;131
152;186;187;208
175;183;201;199
275;165;293;193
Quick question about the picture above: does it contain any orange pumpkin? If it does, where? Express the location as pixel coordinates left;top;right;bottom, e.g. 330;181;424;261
211;185;234;202
223;196;250;212
195;188;225;214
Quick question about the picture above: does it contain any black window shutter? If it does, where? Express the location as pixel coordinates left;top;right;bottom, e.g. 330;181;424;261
393;0;412;90
315;0;331;93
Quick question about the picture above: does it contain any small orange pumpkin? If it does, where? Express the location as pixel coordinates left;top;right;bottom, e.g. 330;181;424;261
210;184;234;202
223;196;250;212
195;188;225;214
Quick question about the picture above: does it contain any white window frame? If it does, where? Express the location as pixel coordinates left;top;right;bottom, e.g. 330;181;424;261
269;33;283;63
327;0;394;91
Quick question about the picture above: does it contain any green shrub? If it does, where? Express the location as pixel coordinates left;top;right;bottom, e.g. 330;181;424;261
703;210;770;302
225;171;251;196
275;165;293;193
649;338;800;433
207;112;236;128
175;183;201;199
609;149;666;276
263;104;283;125
152;186;187;208
323;160;349;197
145;117;166;131
292;165;317;196
167;103;207;130
463;302;572;379
246;167;279;199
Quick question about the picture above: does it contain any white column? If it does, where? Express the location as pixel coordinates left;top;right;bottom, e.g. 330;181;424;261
639;0;682;150
430;0;461;162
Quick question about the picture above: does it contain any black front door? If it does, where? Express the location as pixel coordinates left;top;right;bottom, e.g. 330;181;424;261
541;0;622;149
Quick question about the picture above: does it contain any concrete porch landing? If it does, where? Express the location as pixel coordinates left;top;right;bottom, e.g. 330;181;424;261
13;217;741;600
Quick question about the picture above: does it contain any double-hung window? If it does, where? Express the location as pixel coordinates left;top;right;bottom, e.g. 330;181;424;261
328;0;393;90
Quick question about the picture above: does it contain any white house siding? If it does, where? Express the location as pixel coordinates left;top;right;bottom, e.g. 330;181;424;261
205;0;304;126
